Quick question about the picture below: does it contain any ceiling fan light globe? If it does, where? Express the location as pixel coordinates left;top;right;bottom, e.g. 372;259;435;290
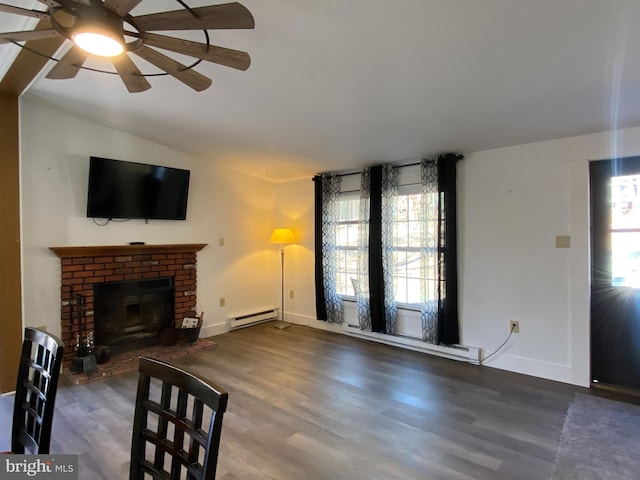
73;31;124;57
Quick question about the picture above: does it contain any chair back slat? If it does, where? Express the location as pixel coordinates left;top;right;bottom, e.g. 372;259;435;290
11;327;64;455
130;356;228;480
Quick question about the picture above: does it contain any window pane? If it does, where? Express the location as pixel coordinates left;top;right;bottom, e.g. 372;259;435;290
337;273;348;296
424;255;437;281
408;194;422;221
408;220;421;247
394;251;408;277
395;276;408;304
338;197;359;222
336;225;348;245
612;175;640;230
407;251;421;278
395;222;409;247
347;224;359;246
397;195;408;221
406;278;421;304
612;232;640;287
345;250;358;274
425;192;438;218
426;219;438;245
336;195;363;296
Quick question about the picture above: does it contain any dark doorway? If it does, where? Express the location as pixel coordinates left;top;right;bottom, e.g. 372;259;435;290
590;156;640;391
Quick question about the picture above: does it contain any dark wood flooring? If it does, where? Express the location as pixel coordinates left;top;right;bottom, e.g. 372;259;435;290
1;323;595;479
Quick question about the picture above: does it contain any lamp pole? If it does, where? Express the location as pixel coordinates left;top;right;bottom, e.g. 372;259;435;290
275;245;290;329
270;228;295;329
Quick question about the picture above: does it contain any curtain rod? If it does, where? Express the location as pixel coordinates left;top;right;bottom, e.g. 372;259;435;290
315;153;464;178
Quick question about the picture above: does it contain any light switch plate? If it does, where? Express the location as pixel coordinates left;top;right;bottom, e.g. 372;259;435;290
555;235;571;248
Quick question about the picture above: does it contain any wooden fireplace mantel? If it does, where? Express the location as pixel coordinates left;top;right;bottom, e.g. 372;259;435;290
49;243;207;258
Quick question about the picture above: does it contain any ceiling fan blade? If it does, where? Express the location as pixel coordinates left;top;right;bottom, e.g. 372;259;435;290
104;0;143;17
131;45;211;91
133;3;255;31
0;29;59;44
0;4;50;20
142;32;250;70
36;0;68;8
111;53;151;93
46;46;89;79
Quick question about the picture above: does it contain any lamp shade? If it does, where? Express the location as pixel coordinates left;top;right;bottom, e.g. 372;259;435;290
269;228;295;244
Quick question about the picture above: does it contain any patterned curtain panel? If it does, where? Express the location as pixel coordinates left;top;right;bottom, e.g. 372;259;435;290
355;168;371;330
321;174;344;324
420;158;439;343
381;165;398;334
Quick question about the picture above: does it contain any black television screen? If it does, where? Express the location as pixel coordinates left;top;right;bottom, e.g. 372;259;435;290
87;157;190;220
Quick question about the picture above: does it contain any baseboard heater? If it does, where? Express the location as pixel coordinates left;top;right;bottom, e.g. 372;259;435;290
346;326;481;365
228;307;278;330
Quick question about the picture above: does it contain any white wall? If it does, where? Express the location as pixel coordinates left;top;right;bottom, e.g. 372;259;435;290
19;99;280;338
21;97;640;387
278;126;640;387
272;178;316;323
460;127;640;386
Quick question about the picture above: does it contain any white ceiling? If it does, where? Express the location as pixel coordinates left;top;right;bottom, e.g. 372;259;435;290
3;0;640;182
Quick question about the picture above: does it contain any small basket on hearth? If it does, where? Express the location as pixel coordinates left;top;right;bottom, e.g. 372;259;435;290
178;311;203;344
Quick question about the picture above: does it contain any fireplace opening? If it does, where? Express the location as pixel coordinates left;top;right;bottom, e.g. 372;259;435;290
93;276;174;352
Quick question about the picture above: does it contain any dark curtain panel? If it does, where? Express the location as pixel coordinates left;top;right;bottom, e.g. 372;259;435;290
313;176;327;321
437;154;460;345
368;166;386;333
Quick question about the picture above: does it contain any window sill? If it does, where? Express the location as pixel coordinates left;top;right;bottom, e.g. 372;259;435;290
339;296;419;312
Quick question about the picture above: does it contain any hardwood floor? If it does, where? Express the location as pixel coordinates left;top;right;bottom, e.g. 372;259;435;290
1;323;587;479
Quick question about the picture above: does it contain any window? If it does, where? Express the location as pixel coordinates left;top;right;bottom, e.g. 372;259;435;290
611;174;640;288
315;156;460;343
392;186;423;305
334;184;438;306
335;193;361;296
392;185;439;306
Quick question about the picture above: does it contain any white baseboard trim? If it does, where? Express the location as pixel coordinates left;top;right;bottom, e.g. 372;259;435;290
481;353;576;385
200;321;229;338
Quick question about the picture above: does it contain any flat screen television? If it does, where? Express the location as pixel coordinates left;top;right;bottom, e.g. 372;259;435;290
86;157;190;220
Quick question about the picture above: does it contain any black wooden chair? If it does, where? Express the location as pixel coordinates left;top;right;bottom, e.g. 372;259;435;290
130;356;229;480
4;327;64;454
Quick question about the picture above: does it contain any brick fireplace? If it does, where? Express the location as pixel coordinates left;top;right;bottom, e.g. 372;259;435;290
50;244;206;364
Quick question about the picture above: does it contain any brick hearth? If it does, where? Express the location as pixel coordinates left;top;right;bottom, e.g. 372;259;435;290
63;337;216;385
50;244;207;365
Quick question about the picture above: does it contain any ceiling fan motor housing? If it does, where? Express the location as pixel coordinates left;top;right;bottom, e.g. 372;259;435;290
73;8;125;43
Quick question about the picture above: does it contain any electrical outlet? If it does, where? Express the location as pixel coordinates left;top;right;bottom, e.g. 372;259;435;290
218;237;225;247
219;297;225;307
510;320;520;334
289;290;294;299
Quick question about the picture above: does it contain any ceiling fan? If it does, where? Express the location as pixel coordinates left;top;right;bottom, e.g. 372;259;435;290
0;0;254;92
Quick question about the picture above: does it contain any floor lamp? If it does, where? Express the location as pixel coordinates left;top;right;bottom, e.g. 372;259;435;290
270;228;295;329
